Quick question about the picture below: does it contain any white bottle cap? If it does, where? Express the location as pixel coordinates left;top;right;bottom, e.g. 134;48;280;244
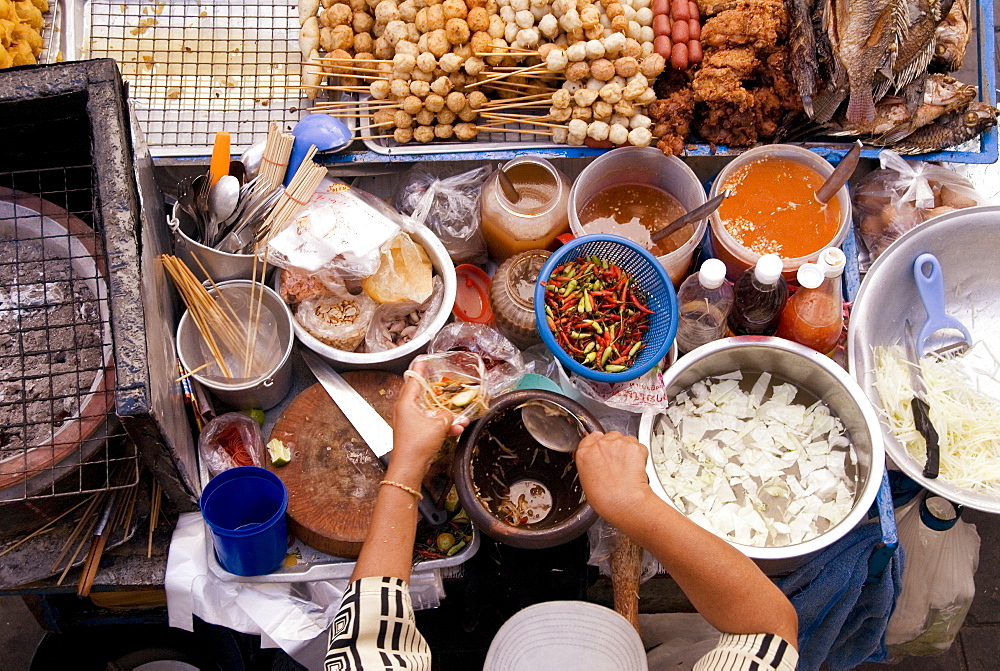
754;254;783;284
796;262;824;289
698;258;727;290
819;247;846;278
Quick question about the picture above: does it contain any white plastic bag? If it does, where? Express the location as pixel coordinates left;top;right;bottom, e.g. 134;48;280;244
885;493;980;656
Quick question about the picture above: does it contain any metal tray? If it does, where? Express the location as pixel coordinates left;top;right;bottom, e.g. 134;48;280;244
197;347;480;583
354;0;995;164
71;0;353;158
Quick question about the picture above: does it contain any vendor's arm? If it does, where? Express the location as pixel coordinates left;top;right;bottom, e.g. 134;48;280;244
325;372;464;671
576;431;799;660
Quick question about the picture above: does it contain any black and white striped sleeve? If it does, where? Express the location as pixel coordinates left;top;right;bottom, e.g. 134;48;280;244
694;632;798;671
325;576;431;671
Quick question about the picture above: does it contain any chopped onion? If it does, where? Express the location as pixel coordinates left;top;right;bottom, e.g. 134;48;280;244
873;343;1000;494
651;371;857;547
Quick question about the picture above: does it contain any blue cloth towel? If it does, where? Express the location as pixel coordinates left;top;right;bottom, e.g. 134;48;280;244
776;521;905;671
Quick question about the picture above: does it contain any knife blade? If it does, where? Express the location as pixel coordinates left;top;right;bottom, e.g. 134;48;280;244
904;320;940;479
300;349;448;525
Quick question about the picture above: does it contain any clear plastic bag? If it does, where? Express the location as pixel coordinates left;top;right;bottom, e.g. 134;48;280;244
294;284;376;352
587;518;662;583
199;412;265;477
854;150;987;259
362;231;435;304
404;351;490;423
266;181;401;280
885;493;980;656
364;277;444;352
428;322;525;398
394;167;489;265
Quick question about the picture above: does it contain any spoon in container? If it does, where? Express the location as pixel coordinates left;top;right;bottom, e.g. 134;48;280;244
498;167;521;203
650;190;730;245
815;140;863;204
520;400;588;453
206;175;241;246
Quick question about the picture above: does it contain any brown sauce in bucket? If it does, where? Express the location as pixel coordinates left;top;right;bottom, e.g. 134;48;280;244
579;183;691;256
718;157;842;258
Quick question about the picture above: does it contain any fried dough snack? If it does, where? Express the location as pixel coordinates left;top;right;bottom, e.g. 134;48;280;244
1;0;47;69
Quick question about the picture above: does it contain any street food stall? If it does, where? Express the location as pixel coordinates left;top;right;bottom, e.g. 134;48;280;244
0;0;998;666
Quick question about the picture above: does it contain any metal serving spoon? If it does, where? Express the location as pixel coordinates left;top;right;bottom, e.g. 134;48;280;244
520;400;588;453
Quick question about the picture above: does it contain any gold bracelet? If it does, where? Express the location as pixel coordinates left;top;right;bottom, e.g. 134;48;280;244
380;479;423;501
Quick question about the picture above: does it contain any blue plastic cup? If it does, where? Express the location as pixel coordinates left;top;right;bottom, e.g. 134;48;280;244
200;466;288;577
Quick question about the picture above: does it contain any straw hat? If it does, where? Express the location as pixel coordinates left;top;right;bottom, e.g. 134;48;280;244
484;601;647;671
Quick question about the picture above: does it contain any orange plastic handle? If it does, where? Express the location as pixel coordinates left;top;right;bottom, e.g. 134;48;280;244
209;131;231;186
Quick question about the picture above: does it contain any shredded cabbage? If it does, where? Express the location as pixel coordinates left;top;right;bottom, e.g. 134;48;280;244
873;343;1000;494
651;371;858;547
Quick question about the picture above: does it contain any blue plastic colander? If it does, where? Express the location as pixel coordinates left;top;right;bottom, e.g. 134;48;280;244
534;235;678;383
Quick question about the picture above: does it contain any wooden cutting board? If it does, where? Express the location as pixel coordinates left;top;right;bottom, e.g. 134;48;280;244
267;370;403;558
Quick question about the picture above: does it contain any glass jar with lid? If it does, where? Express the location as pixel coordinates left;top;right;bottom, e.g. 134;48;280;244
489;249;551;350
480;157;571;263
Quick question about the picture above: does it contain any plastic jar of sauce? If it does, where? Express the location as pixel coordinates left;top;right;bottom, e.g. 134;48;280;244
489;249;551;350
480;157;571;263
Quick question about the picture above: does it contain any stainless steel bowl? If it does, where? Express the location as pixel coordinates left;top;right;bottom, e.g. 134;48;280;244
848;205;1000;513
639;337;885;573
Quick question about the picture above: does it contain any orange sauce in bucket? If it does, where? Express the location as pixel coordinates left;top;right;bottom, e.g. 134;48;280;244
717;157;841;258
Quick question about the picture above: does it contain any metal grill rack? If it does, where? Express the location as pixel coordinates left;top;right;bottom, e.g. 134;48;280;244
82;0;309;157
0;160;136;503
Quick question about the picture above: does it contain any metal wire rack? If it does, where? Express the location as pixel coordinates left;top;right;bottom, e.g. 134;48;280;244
83;0;309;157
0;166;136;502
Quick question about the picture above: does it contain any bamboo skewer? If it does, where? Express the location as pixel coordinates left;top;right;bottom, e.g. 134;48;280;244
148;480;162;559
175;362;211;382
0;496;93;559
245;146;327;372
480;113;564;129
475;126;553;136
355;121;394;131
51;493;102;572
467;63;549;88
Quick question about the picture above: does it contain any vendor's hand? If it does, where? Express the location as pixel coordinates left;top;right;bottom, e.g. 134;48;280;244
575;431;653;526
389;365;466;483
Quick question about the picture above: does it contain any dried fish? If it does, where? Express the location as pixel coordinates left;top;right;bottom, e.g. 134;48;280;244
876;0;955;97
825;74;976;141
788;0;820;117
892;102;999;154
932;0;971;72
824;0;908;123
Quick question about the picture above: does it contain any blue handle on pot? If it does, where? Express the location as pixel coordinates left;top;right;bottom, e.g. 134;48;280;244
913;253;971;354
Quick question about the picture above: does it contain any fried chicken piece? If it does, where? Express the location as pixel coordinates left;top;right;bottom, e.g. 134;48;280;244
649;88;696;155
703;47;759;77
700;0;788;53
700;103;761;146
691;65;754;109
653;66;691;100
695;0;737;17
764;49;802;112
751;87;783;137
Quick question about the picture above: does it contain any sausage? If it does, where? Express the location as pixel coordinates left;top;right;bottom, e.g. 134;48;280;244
671;19;688;42
652;0;669;15
688;1;699;19
671;0;690;21
654;34;673;58
687;39;702;64
689;18;700;40
653;13;671;36
670;41;688;69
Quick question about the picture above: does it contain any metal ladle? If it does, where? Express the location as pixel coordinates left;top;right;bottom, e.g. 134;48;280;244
498;167;521;203
520;399;588;453
651;189;730;245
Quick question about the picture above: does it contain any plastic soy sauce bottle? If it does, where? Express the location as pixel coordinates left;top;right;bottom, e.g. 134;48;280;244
675;258;734;354
776;248;846;354
727;253;788;336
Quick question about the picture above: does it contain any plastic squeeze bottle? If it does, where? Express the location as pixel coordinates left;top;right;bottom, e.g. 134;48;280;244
675;258;734;354
727;253;788;336
776;248;846;354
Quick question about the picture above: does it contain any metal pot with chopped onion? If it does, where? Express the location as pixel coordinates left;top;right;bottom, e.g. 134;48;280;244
650;370;858;548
